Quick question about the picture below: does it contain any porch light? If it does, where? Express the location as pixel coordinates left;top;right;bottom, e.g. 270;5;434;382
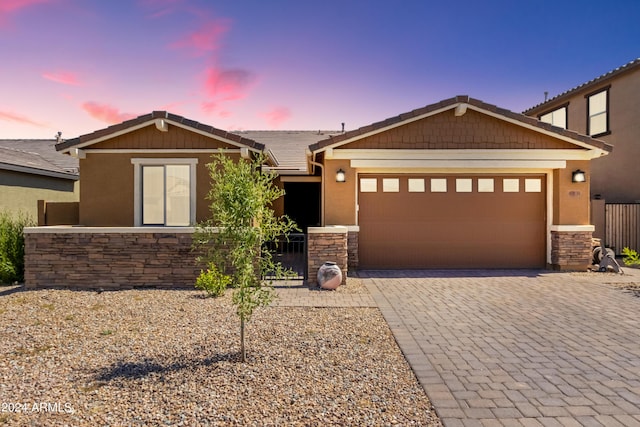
336;169;346;183
572;169;586;183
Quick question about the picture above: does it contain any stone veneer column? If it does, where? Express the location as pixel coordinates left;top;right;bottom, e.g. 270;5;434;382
550;225;594;270
347;226;359;271
307;226;348;285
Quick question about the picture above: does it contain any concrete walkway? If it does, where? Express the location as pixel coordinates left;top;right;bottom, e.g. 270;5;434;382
361;269;640;427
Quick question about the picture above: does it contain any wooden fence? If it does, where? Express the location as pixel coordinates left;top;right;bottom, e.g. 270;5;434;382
605;203;640;254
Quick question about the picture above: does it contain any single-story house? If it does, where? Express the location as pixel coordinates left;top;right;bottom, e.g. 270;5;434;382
24;96;612;289
0;139;79;221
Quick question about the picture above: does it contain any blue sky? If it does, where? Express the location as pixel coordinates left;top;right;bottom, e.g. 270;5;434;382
1;0;638;138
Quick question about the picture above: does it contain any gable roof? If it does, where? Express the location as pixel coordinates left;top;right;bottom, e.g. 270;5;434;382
524;58;640;115
0;139;78;180
309;95;612;155
55;111;265;154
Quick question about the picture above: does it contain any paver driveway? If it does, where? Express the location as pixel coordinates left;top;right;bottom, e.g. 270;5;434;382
361;269;640;427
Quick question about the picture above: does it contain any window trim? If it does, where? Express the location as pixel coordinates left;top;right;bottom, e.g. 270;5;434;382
131;158;198;227
538;102;569;129
585;86;611;137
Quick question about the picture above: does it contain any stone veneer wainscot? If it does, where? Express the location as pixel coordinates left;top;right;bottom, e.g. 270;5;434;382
24;227;207;289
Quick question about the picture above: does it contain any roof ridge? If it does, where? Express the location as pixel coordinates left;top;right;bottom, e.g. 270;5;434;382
523;58;640;113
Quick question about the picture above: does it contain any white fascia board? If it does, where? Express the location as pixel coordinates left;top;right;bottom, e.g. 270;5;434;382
314;101;608;157
332;149;597;161
350;159;567;169
312;104;458;153
166;121;262;152
0;162;78;180
59;119;263;154
85;148;241;154
58;121;156;153
465;104;609;156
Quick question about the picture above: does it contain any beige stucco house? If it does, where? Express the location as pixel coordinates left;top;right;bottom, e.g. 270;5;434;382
524;58;640;251
25;96;612;289
0;139;78;220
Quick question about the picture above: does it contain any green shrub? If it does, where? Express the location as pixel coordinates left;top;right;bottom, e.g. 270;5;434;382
0;211;35;284
622;247;640;267
195;264;231;298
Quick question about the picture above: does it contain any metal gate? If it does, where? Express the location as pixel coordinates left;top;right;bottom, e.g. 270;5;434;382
263;233;307;279
605;203;640;255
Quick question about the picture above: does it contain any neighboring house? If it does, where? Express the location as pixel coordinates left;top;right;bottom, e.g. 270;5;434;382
24;96;612;289
524;58;640;250
0;139;79;220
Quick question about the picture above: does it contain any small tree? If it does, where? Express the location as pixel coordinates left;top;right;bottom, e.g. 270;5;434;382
194;153;298;361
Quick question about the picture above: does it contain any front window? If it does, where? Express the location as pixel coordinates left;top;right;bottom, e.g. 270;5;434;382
587;88;609;136
132;158;197;226
539;106;567;129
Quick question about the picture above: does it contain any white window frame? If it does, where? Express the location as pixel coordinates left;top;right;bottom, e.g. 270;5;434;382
587;88;609;136
539;106;567;129
131;158;198;227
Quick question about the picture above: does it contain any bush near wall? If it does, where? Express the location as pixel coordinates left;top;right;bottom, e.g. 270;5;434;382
0;211;35;284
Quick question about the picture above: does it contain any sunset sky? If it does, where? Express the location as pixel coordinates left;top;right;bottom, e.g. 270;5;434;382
1;0;639;139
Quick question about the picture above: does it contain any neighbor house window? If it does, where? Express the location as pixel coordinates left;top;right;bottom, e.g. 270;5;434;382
132;158;198;226
587;88;609;136
539;106;567;129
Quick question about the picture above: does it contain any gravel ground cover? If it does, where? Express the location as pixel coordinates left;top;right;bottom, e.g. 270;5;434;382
0;285;441;426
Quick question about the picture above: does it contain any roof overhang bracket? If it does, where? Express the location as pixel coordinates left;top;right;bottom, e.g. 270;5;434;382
454;103;468;117
155;119;169;132
70;148;86;159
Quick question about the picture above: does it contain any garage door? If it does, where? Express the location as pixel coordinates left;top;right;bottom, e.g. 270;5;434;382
358;174;546;269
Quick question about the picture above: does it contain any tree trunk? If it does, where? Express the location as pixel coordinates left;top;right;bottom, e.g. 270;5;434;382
240;317;246;362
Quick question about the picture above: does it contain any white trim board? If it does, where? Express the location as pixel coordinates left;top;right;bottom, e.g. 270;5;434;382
329;149;600;161
312;102;609;157
350;159;566;170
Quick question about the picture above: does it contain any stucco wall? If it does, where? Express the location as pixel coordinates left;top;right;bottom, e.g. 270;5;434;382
0;169;78;218
528;69;640;202
78;124;244;226
323;159;357;225
553;160;591;225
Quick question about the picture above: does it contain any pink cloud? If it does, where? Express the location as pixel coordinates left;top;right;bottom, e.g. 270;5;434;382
201;101;217;114
42;71;82;86
261;106;292;128
81;102;137;124
0;109;47;127
0;0;49;13
204;67;255;101
169;19;231;57
0;0;51;26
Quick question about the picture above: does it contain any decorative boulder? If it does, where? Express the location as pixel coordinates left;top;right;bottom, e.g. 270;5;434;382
317;262;342;290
